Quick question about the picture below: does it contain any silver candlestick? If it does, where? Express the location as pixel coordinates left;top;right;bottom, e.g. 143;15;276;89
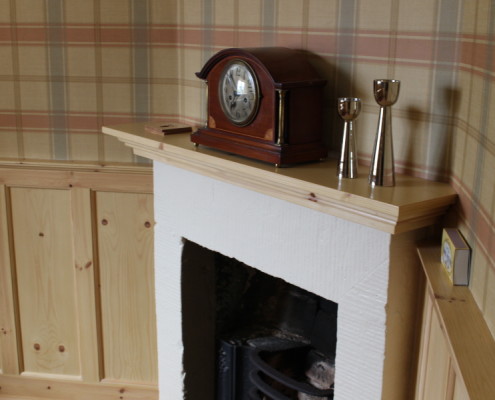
337;97;361;179
369;79;400;187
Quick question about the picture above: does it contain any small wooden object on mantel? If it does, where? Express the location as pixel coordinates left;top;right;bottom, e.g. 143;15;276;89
145;122;192;136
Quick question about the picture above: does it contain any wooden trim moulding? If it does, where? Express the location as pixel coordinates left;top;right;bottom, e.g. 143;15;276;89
0;159;151;174
0;374;157;400
103;123;457;234
0;185;22;375
0;165;153;194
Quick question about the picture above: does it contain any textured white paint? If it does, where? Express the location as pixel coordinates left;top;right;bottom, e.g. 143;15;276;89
154;161;392;399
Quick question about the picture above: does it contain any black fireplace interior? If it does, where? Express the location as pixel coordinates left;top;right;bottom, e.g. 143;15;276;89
181;240;337;400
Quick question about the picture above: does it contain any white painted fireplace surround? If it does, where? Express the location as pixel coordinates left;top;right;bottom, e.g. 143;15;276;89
155;161;392;399
103;124;456;400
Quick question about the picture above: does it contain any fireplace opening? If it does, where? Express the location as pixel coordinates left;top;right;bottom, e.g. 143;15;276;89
181;240;337;399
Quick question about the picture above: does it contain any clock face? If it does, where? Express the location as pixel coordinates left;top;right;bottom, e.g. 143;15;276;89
218;60;260;126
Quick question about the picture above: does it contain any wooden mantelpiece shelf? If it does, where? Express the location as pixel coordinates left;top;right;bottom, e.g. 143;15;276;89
416;245;495;400
103;123;457;234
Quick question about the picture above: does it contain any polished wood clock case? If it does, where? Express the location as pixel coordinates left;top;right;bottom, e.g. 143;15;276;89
191;47;328;165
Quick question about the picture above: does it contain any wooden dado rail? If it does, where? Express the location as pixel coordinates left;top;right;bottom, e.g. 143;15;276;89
416;245;495;400
0;162;158;400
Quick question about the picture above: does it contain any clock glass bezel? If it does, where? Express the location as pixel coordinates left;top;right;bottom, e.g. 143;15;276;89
218;59;260;127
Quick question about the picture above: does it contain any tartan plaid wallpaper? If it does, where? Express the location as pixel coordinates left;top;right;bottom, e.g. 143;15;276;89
1;1;494;335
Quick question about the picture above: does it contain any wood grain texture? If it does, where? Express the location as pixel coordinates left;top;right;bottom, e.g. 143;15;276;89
193;48;327;165
415;284;434;400
191;48;328;165
0;185;21;374
0;159;151;173
10;188;80;377
0;374;157;400
0;166;157;399
382;229;427;400
96;192;157;384
0;166;152;194
103;123;457;234
421;303;452;400
416;245;495;399
71;188;101;382
453;375;470;400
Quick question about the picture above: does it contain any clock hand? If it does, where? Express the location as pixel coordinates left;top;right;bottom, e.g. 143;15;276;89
230;91;240;109
226;73;237;91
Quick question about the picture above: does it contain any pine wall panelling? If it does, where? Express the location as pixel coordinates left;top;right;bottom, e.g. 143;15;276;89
1;0;494;338
0;166;157;400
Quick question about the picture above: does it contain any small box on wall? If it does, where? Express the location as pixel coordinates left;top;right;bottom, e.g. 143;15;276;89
440;228;471;285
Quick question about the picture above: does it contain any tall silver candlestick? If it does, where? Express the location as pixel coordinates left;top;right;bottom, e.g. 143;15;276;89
337;97;361;179
369;79;400;187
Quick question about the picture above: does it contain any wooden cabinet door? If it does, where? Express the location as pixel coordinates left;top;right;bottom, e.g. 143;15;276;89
415;289;470;400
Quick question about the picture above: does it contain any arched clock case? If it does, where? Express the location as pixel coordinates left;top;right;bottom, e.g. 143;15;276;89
191;47;328;166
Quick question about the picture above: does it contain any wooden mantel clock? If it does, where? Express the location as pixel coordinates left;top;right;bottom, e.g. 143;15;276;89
191;47;328;166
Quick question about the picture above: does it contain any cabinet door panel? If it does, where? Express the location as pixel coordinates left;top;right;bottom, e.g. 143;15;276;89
11;188;81;377
420;298;452;400
96;192;157;384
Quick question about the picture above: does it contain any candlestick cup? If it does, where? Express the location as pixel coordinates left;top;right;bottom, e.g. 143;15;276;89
369;79;400;187
337;97;361;179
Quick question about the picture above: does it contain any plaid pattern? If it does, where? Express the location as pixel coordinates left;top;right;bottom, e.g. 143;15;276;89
1;0;494;334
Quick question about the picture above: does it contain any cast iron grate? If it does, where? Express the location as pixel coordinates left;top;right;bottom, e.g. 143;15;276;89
217;336;334;399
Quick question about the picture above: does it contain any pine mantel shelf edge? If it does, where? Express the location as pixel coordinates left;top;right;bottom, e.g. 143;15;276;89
102;123;457;234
